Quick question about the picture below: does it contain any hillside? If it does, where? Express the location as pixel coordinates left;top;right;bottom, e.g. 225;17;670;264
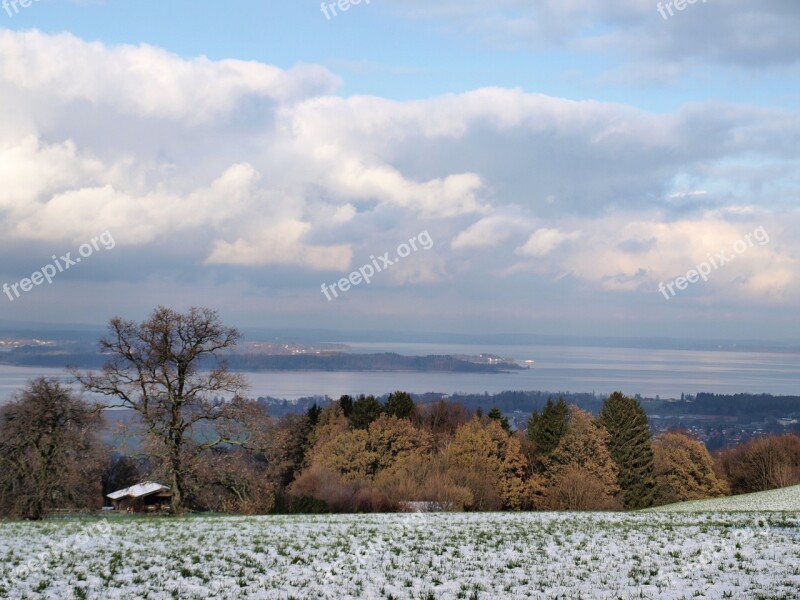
647;485;800;512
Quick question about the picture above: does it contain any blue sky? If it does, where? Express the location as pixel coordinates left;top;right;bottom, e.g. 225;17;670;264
6;1;797;109
0;0;799;340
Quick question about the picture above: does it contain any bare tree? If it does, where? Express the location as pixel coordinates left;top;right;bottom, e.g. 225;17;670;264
72;306;248;514
718;434;800;494
0;378;106;520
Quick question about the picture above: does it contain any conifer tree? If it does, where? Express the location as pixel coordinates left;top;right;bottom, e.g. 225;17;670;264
487;407;511;433
598;391;656;509
338;395;354;418
385;391;415;419
527;397;569;455
349;395;383;429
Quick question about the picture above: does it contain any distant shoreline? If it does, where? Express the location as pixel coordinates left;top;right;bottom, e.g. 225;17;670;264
0;351;526;374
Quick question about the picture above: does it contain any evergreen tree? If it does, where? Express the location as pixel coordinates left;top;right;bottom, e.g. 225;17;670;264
306;403;322;427
385;390;415;419
598;391;656;509
338;395;354;418
487;407;511;433
349;395;383;429
527;397;569;455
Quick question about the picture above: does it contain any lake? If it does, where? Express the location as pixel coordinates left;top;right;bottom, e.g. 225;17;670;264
0;344;798;404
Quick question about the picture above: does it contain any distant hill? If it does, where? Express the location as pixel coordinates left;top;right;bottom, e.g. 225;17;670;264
0;346;524;374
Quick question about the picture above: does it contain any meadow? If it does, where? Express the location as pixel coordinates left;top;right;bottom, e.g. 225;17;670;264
1;503;798;599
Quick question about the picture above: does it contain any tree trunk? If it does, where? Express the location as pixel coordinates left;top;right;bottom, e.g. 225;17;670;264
170;447;184;515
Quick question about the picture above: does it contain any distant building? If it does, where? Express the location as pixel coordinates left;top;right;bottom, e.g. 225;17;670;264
107;482;171;512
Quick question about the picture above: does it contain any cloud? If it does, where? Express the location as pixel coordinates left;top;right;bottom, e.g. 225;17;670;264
387;0;800;69
0;28;797;325
517;228;581;257
557;216;797;297
0;29;340;124
205;219;353;271
451;216;528;249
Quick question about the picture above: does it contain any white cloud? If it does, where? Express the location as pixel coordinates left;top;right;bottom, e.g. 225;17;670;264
0;28;797;316
451;216;527;249
560;217;797;297
0;29;340;124
517;228;580;257
387;0;800;68
205;219;353;271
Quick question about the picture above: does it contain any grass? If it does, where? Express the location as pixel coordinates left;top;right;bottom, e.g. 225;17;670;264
0;507;797;598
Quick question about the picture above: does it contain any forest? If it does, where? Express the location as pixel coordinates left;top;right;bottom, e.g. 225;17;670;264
1;308;798;520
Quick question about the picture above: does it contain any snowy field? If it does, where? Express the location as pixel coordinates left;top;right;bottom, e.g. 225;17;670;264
646;484;800;513
1;510;799;600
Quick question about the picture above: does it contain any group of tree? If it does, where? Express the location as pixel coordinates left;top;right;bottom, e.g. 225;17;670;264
1;306;797;520
716;433;800;494
0;378;105;520
281;390;738;512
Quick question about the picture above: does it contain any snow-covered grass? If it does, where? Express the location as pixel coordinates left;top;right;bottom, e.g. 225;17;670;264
1;511;799;599
646;485;800;513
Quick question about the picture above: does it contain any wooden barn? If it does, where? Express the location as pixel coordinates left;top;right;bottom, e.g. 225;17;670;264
107;482;172;513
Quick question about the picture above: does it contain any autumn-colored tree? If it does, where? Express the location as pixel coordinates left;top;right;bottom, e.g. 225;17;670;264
598;392;656;509
445;418;530;510
317;429;376;481
374;453;473;511
717;433;800;494
288;463;388;512
309;413;431;481
0;378;108;519
291;410;436;511
500;435;543;510
368;414;431;471
653;431;729;504
308;403;350;450
544;406;620;510
547;465;614;512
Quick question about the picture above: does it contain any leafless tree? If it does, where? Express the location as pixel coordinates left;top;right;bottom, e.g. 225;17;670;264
0;378;106;520
72;306;248;514
718;433;800;494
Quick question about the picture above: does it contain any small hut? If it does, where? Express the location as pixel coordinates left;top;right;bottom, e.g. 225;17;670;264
107;482;172;513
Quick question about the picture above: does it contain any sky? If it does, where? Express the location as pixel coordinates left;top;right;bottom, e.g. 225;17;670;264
0;0;798;340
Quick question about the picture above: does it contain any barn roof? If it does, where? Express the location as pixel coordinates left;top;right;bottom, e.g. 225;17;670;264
107;482;171;500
